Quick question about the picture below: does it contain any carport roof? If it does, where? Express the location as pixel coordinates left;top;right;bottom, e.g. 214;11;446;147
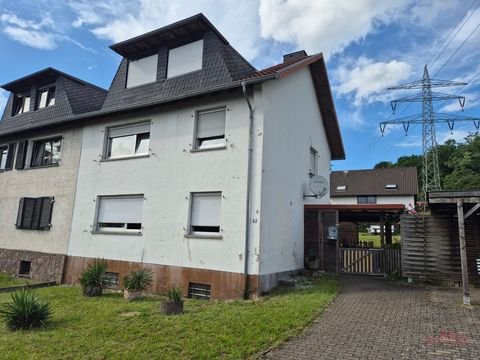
305;204;405;222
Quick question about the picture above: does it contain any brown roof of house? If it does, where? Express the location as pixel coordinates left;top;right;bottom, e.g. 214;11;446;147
330;167;418;197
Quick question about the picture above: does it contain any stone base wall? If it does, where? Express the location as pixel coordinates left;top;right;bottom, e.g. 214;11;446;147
0;249;65;283
64;256;261;300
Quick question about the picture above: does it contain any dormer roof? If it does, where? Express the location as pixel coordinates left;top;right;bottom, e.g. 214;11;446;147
110;13;229;58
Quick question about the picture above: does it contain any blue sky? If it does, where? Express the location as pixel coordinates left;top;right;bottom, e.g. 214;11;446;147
0;0;479;170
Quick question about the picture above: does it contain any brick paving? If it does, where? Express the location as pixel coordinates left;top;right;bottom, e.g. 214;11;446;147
263;276;480;360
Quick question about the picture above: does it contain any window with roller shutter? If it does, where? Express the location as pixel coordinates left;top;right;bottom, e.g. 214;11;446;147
16;197;54;230
189;192;221;234
193;107;226;150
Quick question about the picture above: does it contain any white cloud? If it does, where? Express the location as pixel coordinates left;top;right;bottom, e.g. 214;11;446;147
258;0;407;59
67;0;262;60
395;135;421;148
3;26;58;50
335;57;412;107
437;129;472;144
439;92;480;112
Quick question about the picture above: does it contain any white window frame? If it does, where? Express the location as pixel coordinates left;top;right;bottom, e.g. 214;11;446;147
0;146;8;170
37;86;56;109
167;39;204;78
126;53;158;88
193;107;227;151
104;122;151;160
13;94;30;116
188;192;222;237
94;195;144;234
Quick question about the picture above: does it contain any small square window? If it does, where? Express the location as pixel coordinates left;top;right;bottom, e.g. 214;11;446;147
96;195;144;233
106;123;150;159
189;192;221;235
37;86;56;109
12;94;30;116
167;40;203;78
336;185;346;191
16;197;55;230
194;108;226;150
188;283;211;300
30;137;62;167
104;272;120;289
19;260;31;276
126;54;158;88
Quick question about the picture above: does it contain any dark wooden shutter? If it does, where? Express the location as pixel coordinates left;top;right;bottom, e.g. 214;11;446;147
31;199;43;230
38;197;54;230
16;198;25;228
4;143;16;170
15;141;28;170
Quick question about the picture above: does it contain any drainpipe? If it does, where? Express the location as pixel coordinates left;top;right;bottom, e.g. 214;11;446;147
241;81;254;299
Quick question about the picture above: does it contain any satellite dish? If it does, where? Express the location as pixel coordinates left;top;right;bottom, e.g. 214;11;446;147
308;175;328;198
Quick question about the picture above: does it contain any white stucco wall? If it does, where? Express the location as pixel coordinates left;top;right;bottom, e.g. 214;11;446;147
0;127;82;254
330;195;415;207
258;68;332;275
68;93;262;275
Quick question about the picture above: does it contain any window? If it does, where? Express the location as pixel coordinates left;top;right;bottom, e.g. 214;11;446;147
106;122;150;159
167;39;204;78
188;283;211;300
126;54;158;88
0;146;7;170
96;195;144;233
309;147;318;176
19;261;31;276
194;108;226;150
30;137;62;167
36;86;56;109
357;196;377;204
104;272;120;289
336;185;347;191
16;197;54;230
12;94;30;116
385;184;398;190
189;192;221;234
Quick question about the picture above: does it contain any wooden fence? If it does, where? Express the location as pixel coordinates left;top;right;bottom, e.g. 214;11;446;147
340;248;401;275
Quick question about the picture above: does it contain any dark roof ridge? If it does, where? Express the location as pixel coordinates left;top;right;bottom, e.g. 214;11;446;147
2;67;107;93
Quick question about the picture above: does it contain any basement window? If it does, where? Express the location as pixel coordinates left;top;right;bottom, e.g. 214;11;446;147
188;283;211;300
336;185;347;191
106;122;150;159
194;108;226;150
96;195;144;234
385;184;398;190
16;197;55;230
189;192;221;235
19;260;31;277
30;137;62;167
36;86;56;109
12;94;30;116
167;39;204;78
126;54;158;88
104;272;120;289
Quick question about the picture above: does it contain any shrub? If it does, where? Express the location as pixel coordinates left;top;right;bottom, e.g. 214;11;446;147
123;268;153;292
0;289;51;330
79;258;108;297
166;287;183;302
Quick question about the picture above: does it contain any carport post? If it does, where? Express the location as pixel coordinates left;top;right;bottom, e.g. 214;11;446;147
456;199;470;306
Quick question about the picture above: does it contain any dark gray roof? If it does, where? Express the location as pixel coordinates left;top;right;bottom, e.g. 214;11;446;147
100;29;256;113
0;68;106;138
330;167;418;197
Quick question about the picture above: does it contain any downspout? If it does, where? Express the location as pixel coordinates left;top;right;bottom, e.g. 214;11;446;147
241;81;254;299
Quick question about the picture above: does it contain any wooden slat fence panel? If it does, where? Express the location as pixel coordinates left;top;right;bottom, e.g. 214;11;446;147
340;248;401;275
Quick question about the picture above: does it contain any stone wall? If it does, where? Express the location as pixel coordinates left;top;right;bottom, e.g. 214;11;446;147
0;249;65;283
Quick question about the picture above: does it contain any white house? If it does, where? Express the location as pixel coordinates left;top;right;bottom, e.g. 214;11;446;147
0;14;345;299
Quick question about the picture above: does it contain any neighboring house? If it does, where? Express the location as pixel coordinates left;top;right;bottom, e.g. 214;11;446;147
330;167;418;208
0;68;106;283
0;14;344;299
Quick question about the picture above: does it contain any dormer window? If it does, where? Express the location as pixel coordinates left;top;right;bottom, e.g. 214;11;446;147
336;185;347;191
385;184;398;190
12;94;30;116
126;54;158;88
167;39;204;78
37;86;56;109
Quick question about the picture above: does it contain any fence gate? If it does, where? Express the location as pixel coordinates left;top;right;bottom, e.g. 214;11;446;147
340;248;401;276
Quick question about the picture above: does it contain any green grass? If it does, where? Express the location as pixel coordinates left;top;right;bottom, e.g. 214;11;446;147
359;233;401;248
0;276;338;359
0;273;29;288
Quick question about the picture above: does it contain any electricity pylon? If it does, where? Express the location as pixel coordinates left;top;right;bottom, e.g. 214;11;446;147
379;65;480;202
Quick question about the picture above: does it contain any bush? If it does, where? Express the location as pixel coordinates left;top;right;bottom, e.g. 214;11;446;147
79;258;108;297
123;268;153;292
0;289;51;330
166;287;183;302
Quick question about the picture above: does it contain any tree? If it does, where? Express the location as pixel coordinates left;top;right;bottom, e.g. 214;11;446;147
373;161;393;169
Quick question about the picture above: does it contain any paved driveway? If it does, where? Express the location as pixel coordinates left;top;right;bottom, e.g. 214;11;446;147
263;276;480;360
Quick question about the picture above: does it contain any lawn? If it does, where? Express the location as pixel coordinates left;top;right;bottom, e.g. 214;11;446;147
358;233;401;248
0;275;338;359
0;273;29;288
